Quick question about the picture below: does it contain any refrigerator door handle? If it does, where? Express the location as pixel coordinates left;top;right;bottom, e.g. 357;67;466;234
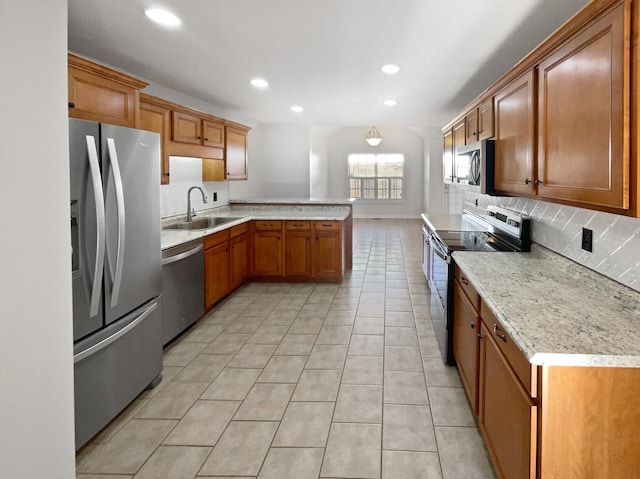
73;302;158;363
86;135;106;318
106;138;126;308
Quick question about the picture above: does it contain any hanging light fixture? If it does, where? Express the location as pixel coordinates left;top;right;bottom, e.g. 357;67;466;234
365;126;383;147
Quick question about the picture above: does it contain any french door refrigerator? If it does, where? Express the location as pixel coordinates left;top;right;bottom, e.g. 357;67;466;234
69;118;162;449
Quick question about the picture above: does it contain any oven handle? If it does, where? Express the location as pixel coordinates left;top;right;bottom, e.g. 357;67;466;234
430;234;451;264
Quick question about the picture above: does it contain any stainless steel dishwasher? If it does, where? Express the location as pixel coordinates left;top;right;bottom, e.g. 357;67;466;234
161;239;205;345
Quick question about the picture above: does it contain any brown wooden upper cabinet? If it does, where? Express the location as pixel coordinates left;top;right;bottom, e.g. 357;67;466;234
225;124;250;180
443;128;455;183
494;70;536;196
478;98;494;141
172;111;225;148
536;0;629;210
68;54;147;128
139;94;171;185
465;108;479;144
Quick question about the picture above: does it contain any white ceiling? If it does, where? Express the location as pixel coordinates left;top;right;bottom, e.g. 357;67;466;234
68;0;590;129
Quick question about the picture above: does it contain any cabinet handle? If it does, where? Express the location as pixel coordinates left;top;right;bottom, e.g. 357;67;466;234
473;131;477;136
460;277;469;285
535;179;543;185
493;324;507;342
321;224;332;227
68;101;75;108
205;137;209;141
470;322;476;329
477;333;482;340
525;178;532;185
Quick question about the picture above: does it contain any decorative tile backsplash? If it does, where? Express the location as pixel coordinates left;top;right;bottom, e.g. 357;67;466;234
463;191;640;293
160;156;229;218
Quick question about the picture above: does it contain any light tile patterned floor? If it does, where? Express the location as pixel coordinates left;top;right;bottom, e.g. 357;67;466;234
76;219;495;479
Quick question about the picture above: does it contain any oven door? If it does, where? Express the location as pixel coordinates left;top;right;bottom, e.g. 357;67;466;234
429;234;456;365
422;226;431;280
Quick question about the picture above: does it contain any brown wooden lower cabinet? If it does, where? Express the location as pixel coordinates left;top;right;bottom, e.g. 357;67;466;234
252;221;284;277
285;221;311;277
229;224;249;290
204;231;230;309
313;221;342;280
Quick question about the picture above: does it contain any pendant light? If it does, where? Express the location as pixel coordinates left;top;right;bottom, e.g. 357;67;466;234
365;126;383;147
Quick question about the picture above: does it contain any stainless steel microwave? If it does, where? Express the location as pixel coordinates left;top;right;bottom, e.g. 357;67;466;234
455;139;496;195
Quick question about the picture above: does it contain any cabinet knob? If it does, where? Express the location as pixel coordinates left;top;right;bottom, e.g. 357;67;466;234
473;131;477;136
535;179;543;185
525;178;532;185
470;322;476;329
68;102;75;108
493;324;507;342
205;137;209;141
460;277;469;285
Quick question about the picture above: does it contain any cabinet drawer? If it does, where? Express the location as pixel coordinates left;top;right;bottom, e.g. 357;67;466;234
455;265;480;310
481;301;537;398
230;222;248;238
286;221;310;230
314;221;340;231
204;230;229;250
254;220;282;231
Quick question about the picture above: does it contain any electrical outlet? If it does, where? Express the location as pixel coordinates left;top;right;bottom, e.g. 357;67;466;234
213;192;218;202
581;227;593;252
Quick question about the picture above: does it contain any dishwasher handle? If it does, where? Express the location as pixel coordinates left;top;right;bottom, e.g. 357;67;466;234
161;243;204;266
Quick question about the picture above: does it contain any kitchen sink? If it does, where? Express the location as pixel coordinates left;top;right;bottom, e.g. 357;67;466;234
163;217;242;230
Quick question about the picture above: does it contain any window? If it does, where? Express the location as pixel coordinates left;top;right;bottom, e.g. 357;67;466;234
348;153;404;200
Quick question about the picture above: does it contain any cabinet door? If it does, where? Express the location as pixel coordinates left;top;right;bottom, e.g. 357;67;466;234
286;230;311;277
139;99;170;185
494;71;536;195
465;108;479;144
537;2;629;209
314;223;342;279
226;126;248;180
230;233;248;289
203;120;225;148
253;231;283;276
479;323;536;479
478;98;494;141
205;242;229;309
452;281;480;414
172;111;202;144
443;128;455;183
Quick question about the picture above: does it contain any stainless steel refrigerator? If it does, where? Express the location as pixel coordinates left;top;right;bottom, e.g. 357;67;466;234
69;118;162;449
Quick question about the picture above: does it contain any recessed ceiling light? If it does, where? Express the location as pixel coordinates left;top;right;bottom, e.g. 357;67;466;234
381;64;400;74
250;78;269;89
384;99;397;106
144;8;181;26
291;105;304;113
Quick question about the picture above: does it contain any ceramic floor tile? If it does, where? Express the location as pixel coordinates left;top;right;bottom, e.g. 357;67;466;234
384;370;429;405
92;397;149;444
386;298;413;312
361;281;386;292
202;333;251;355
305;344;348;369
383;404;437;452
357;302;386;317
77;475;132;479
163;400;241;446
224;317;263;334
321;423;382;479
335;287;362;298
324;310;357;325
233;383;295;420
133;445;211;479
384;346;423;372
334;384;383;423
423;359;463;388
386;288;411;299
135;381;209;419
246;325;289;345
420;336;444;358
416;319;437;338
198;421;278;476
385;326;419;347
348;334;384;357
288;317;325;334
316;325;353;345
292;369;342;401
257;355;307;383
272;401;335;447
173;353;232;382
428;387;476;427
382;451;443;479
162;342;208;367
298;303;331;317
435;427;495;479
353;317;385;335
274;334;317;355
342;356;384;386
139;366;183;400
200;368;261;400
77;419;177;474
180;323;226;343
258;447;324;479
261;309;299;325
226;344;276;368
384;311;415;327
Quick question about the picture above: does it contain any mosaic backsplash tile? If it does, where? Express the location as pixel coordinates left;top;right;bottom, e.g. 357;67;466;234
463;191;640;293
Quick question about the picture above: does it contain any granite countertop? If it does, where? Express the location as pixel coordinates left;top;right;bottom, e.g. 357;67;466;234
421;212;486;232
162;204;351;250
453;245;640;367
231;198;355;205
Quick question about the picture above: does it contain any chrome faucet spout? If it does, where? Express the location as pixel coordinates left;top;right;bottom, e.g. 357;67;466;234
186;186;208;222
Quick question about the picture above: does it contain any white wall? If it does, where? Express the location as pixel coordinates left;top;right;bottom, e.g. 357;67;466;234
326;126;424;218
0;1;76;477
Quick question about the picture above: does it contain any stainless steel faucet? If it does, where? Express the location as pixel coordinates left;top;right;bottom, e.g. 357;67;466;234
186;186;208;222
